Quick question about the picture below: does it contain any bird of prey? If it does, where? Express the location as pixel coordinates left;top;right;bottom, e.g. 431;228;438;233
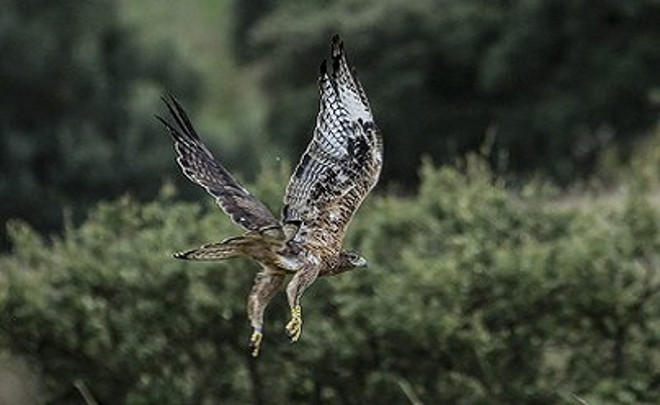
157;35;383;357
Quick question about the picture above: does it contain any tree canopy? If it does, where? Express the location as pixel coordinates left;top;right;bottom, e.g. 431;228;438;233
243;0;660;184
0;0;199;247
2;0;660;244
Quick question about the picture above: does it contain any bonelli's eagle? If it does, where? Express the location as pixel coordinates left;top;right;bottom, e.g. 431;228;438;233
157;35;383;357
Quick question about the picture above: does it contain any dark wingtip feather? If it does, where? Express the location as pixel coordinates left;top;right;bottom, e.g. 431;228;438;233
319;59;328;76
160;94;199;140
330;34;344;75
163;93;179;109
161;96;180;125
155;114;175;134
155;114;171;127
331;34;343;52
155;114;186;144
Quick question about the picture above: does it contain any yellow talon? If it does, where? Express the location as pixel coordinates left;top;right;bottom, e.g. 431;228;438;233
249;329;263;357
285;305;303;342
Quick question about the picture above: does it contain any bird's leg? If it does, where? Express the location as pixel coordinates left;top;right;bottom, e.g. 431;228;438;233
285;266;320;342
247;270;285;357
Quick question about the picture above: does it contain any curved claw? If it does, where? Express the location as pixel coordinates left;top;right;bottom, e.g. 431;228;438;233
285;305;303;342
249;329;263;357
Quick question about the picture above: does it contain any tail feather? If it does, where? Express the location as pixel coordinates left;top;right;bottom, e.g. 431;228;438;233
173;239;246;261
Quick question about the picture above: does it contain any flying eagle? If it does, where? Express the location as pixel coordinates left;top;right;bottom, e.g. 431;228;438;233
157;35;383;357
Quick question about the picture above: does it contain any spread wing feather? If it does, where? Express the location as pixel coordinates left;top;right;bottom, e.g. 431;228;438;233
157;96;279;232
283;35;383;250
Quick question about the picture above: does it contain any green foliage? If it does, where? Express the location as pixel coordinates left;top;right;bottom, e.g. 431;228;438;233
2;159;660;403
243;0;660;184
626;124;660;190
0;0;199;247
2;190;252;403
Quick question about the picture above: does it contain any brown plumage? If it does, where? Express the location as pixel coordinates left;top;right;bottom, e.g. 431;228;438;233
158;35;383;357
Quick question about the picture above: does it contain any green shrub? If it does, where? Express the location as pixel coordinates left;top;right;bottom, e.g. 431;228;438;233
2;159;659;403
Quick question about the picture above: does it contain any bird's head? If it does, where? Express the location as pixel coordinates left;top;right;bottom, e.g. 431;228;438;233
335;250;369;274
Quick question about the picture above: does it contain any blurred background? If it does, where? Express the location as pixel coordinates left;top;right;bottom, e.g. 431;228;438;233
2;0;660;403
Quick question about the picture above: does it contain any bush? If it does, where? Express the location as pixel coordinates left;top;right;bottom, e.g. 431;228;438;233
2;159;660;403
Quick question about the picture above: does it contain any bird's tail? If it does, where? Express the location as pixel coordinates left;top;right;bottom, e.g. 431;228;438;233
173;236;249;261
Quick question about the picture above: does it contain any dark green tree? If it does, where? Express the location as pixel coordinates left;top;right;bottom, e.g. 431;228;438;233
230;0;278;62
0;0;199;247
242;0;660;185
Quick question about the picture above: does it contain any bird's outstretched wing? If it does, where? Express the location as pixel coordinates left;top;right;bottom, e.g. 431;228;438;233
157;96;280;232
283;35;383;250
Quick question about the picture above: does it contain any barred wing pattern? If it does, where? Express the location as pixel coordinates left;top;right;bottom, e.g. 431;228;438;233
283;35;383;250
157;97;279;232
